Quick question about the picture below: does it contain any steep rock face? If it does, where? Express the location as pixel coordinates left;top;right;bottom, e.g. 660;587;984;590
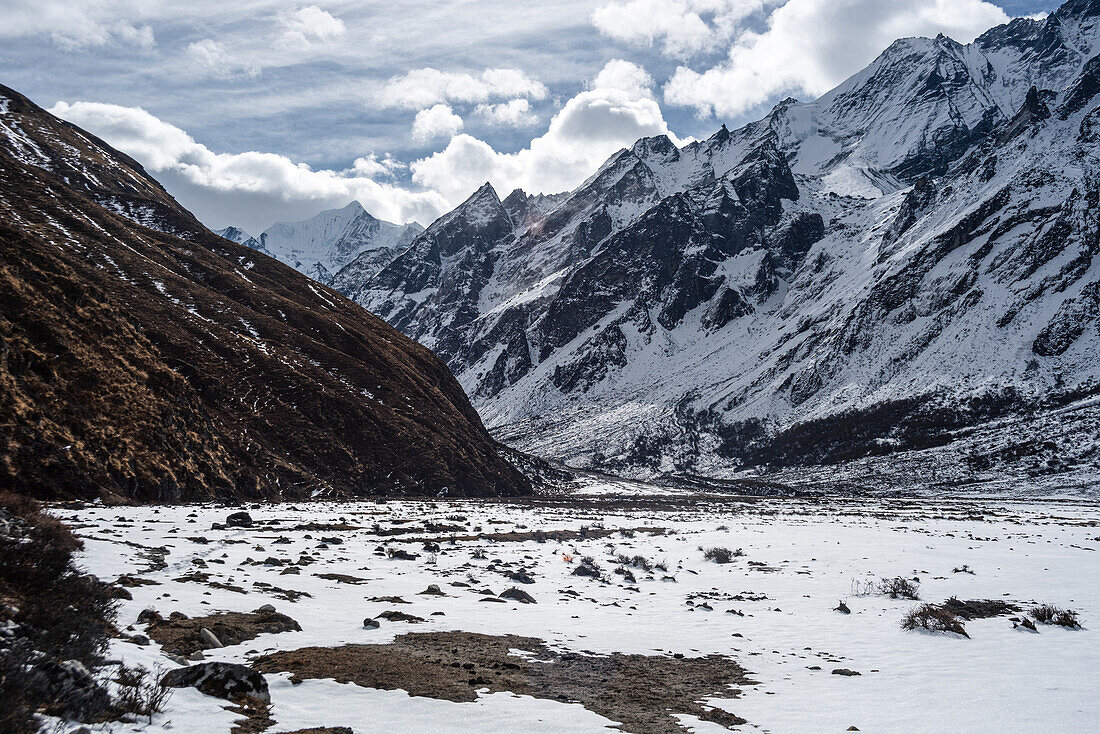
346;184;516;353
339;132;820;402
330;0;1100;483
0;84;530;501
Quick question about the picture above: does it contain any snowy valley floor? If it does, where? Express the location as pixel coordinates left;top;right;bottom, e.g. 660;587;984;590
52;483;1099;733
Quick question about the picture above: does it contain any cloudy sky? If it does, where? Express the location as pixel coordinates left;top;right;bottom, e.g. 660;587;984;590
2;0;1056;233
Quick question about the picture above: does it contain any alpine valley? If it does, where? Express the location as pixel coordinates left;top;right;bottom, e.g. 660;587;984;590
4;3;1100;733
225;0;1100;492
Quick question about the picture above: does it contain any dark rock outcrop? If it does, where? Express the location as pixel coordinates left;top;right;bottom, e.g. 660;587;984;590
161;662;269;702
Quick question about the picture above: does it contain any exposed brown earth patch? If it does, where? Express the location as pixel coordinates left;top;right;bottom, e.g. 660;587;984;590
401;525;668;545
941;598;1021;620
146;610;301;655
229;696;276;734
254;631;751;733
251;582;312;603
372;610;425;623
313;573;367;585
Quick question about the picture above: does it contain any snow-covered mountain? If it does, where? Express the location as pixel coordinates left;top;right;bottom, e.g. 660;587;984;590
332;0;1100;487
219;203;422;285
214;225;262;249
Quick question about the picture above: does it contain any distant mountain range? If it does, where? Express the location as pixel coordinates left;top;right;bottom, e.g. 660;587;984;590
0;83;530;501
216;203;422;286
234;0;1100;490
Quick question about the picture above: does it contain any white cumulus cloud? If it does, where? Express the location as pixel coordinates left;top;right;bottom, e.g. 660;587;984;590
279;5;347;44
476;99;539;127
663;0;1011;118
49;100;449;231
592;59;657;99
412;104;465;142
377;67;549;110
592;0;764;59
409;61;687;205
348;153;406;179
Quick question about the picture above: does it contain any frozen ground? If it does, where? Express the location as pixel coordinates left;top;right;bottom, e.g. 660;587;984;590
52;482;1099;733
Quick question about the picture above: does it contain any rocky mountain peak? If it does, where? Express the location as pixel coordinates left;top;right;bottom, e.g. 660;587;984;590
322;0;1100;488
501;187;528;207
439;182;506;229
631;134;679;164
470;181;501;204
224;199;421;286
216;225;254;244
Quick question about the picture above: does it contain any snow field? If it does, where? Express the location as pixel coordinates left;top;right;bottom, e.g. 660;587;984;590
54;489;1100;733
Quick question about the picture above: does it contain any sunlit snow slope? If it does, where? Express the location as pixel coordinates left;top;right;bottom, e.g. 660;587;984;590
332;0;1100;485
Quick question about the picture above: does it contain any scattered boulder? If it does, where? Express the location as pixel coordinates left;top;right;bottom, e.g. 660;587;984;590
314;573;367;585
199;628;224;649
137;608;164;625
226;512;254;528
375;611;425;623
146;610;302;655
369;596;410;604
835;601;851;614
419;584;445;596
507;570;535;584
832;669;861;676
121;633;150;646
257;604;276;613
117;574;160;588
162;662;269;702
363;618;381;629
500;588;537;604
